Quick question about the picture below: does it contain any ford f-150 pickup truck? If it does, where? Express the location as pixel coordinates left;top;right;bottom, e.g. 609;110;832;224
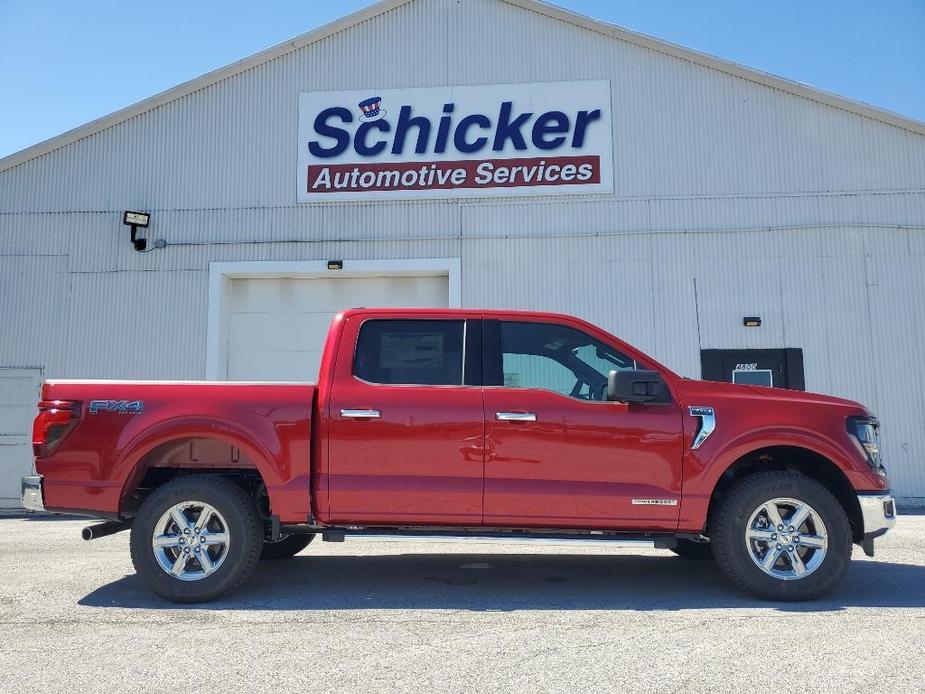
22;308;896;603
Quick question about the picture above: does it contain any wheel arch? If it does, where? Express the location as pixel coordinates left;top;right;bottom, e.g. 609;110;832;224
117;429;280;520
704;445;863;543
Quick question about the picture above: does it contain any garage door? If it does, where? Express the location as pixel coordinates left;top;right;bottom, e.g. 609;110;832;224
0;368;42;507
226;274;450;381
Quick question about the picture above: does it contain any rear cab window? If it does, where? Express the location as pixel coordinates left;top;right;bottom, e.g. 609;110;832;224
353;320;465;385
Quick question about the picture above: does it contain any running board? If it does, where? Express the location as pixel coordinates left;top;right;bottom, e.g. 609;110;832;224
314;526;680;549
328;534;670;548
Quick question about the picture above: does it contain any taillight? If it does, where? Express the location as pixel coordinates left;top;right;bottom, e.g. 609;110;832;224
33;400;81;457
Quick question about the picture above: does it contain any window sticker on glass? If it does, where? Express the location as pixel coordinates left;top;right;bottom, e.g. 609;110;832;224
380;332;445;370
503;372;521;387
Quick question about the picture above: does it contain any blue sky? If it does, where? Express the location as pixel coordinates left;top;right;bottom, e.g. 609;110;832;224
0;0;922;159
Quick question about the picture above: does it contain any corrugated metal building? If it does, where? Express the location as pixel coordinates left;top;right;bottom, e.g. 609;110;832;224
2;0;924;506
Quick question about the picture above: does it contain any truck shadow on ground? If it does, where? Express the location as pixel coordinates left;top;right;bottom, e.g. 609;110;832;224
79;552;925;612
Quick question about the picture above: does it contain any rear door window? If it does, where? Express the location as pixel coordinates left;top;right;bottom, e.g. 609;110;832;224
354;320;465;386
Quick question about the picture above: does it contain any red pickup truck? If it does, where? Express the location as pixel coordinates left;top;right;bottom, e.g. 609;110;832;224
22;308;895;603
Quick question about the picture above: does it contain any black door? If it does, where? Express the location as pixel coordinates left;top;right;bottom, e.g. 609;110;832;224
701;348;804;390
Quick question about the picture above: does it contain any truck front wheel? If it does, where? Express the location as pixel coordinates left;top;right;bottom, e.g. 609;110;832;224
710;471;852;601
130;475;263;603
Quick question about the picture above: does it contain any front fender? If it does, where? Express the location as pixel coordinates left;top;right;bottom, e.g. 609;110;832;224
678;424;860;531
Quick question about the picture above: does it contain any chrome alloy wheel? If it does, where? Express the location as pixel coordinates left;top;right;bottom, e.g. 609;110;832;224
745;497;828;581
152;501;230;581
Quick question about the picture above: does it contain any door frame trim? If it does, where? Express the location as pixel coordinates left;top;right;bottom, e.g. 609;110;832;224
206;258;461;380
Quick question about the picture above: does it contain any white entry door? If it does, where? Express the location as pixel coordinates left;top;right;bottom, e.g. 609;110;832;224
225;274;449;381
0;368;42;507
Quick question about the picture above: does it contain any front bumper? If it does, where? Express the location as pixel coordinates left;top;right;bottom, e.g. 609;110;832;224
857;493;896;556
21;475;44;512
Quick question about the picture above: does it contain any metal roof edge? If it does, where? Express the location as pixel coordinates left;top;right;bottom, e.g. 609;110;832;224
0;0;413;174
503;0;925;137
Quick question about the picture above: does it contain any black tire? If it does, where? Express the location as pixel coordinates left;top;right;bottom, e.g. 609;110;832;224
130;475;263;603
260;533;315;560
670;539;714;560
710;471;852;601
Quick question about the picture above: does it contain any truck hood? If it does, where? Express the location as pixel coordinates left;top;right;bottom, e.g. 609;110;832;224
674;378;870;416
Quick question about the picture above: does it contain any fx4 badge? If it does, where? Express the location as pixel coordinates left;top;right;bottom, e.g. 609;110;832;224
89;400;144;415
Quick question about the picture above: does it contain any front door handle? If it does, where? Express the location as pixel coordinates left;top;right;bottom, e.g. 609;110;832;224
340;409;381;419
496;412;537;422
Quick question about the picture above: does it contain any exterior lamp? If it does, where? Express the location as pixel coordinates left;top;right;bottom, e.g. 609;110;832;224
123;211;151;251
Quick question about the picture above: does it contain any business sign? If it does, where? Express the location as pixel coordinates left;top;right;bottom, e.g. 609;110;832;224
297;81;613;201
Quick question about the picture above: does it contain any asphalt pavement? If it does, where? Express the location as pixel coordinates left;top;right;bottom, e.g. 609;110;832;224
1;515;923;693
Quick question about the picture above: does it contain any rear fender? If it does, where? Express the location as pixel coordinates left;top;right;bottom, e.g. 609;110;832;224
115;416;308;522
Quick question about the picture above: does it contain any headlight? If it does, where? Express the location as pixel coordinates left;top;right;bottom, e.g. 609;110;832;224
847;416;885;474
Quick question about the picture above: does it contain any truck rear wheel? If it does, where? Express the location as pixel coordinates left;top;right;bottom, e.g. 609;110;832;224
260;533;314;560
130;475;263;603
710;471;852;601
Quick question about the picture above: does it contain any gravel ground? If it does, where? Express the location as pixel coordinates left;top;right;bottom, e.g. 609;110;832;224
0;515;923;693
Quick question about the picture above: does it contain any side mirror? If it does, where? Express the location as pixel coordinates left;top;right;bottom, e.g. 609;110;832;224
607;369;671;404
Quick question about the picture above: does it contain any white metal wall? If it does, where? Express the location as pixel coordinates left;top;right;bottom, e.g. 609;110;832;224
1;0;924;497
0;369;42;505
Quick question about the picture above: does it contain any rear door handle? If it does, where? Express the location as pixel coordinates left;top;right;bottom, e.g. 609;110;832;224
496;412;537;422
340;409;381;419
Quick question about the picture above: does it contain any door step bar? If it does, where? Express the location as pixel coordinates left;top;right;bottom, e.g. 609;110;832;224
275;524;701;549
324;534;673;548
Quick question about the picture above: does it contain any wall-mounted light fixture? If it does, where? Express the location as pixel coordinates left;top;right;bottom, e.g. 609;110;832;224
123;211;150;251
327;260;344;270
743;316;762;327
123;211;166;252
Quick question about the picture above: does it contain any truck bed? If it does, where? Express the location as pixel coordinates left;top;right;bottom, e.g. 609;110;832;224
35;380;315;521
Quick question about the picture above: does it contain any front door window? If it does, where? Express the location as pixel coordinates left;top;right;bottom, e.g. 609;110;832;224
498;321;635;401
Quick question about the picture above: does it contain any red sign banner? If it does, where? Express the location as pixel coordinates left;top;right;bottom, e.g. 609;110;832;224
307;155;601;195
